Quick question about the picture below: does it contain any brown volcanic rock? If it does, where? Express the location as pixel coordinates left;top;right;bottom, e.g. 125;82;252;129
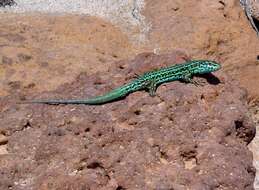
0;1;259;99
0;14;136;97
143;0;259;98
0;52;256;190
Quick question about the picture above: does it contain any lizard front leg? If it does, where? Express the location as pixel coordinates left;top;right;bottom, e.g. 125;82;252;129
181;74;203;86
148;80;158;97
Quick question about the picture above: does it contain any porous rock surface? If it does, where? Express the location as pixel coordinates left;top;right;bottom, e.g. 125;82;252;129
0;52;256;190
0;0;15;7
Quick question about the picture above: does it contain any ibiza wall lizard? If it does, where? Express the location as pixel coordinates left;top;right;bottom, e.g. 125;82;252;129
22;60;221;105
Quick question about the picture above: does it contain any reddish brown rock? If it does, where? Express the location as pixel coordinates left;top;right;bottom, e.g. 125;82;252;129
143;0;259;98
0;52;255;190
0;1;259;99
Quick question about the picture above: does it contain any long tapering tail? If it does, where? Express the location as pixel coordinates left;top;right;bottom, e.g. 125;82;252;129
21;81;141;105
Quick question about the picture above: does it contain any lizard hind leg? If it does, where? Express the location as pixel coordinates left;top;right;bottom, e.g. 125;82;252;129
148;80;158;97
142;80;158;97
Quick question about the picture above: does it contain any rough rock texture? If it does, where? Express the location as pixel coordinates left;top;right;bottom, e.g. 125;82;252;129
0;15;137;97
240;0;259;21
143;0;259;98
248;102;259;188
0;1;259;98
0;0;15;7
0;52;256;190
0;0;148;42
0;0;258;189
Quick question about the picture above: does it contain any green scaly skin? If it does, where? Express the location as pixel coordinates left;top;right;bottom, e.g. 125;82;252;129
22;60;221;105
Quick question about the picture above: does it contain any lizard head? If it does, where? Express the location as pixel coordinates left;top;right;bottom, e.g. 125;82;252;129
194;60;221;74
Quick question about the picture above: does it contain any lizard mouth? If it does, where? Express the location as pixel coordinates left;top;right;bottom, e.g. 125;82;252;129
206;61;221;72
210;64;221;71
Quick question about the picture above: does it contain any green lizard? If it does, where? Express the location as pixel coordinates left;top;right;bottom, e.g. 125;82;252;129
22;60;221;105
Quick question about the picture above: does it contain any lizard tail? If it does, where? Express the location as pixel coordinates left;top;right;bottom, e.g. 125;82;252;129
20;82;139;105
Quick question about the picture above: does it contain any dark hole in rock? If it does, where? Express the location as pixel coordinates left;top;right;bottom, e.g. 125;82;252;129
160;150;169;160
74;131;80;136
119;65;125;69
134;110;141;115
87;162;102;169
116;186;125;190
48;128;66;137
234;120;243;130
252;17;259;34
172;7;179;11
219;0;225;6
93;80;104;85
246;165;256;175
84;127;90;132
112;54;118;58
180;149;197;160
98;132;102;137
23;120;31;129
